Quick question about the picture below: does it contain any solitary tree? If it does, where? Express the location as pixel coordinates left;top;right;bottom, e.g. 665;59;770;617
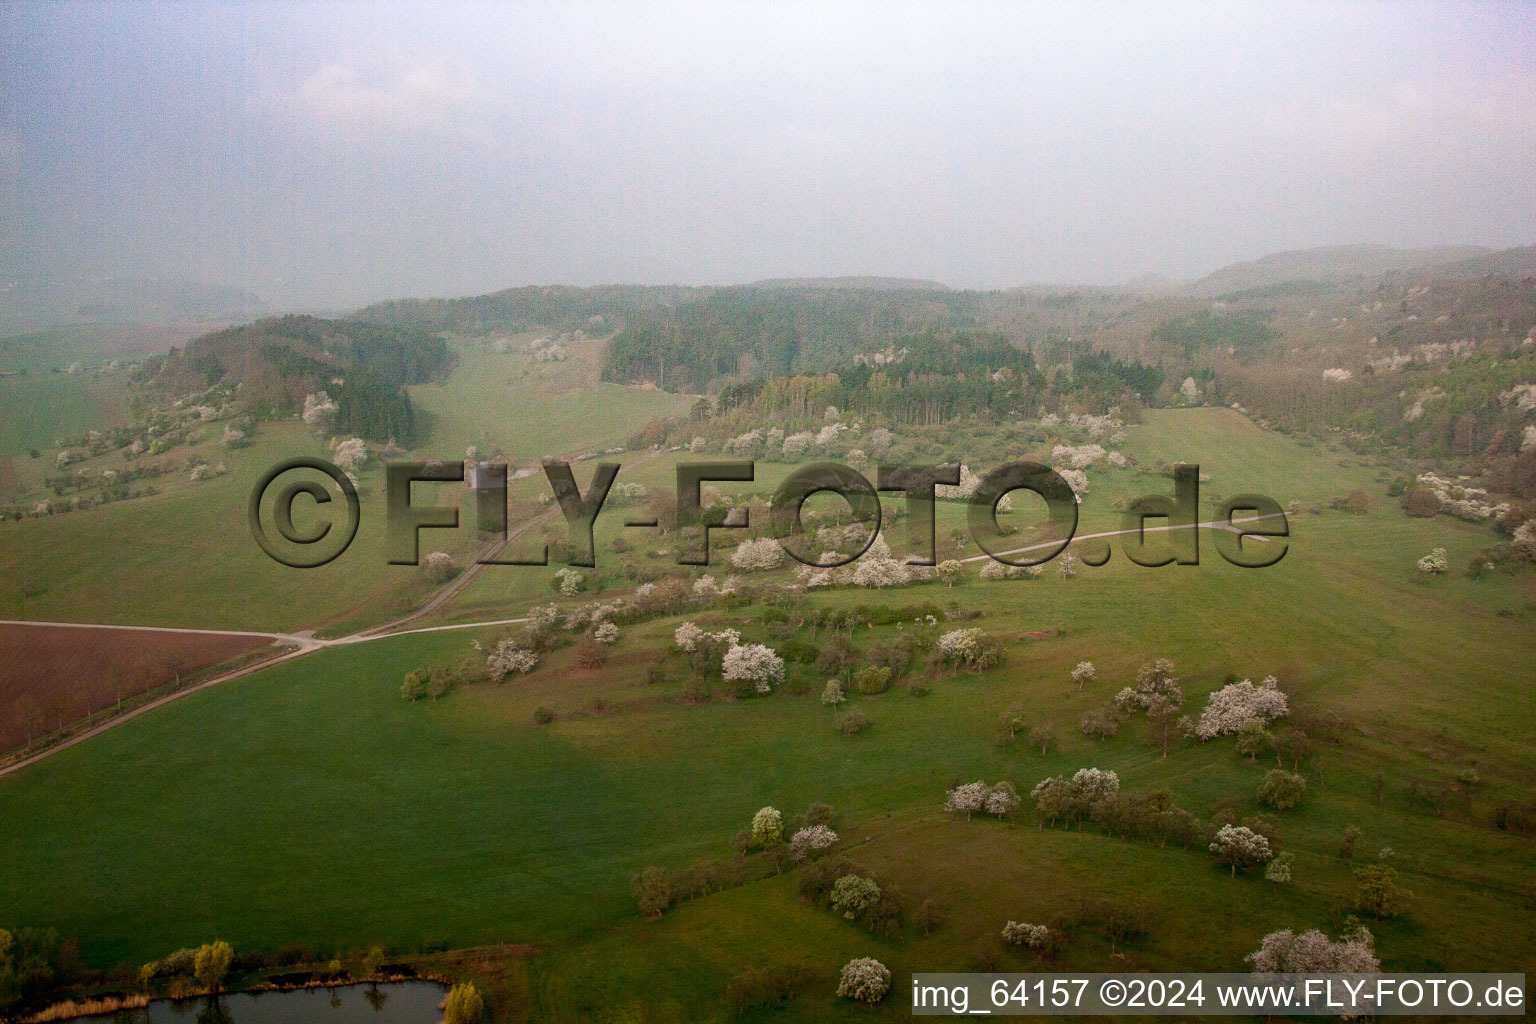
1264;851;1295;883
1338;825;1363;861
999;702;1027;741
1209;824;1273;877
836;957;891;1005
1070;661;1097;690
1354;864;1413;919
830;874;881;920
193;941;233;993
935;560;963;587
1028;726;1057;756
751;806;784;847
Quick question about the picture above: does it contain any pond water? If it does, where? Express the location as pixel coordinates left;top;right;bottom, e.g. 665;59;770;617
75;982;447;1023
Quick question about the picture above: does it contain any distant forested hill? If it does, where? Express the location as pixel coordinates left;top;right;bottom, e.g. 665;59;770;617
139;314;449;443
350;285;713;335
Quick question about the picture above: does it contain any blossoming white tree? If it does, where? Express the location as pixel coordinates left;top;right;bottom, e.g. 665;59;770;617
821;680;846;707
1209;824;1273;876
722;643;785;694
1070;661;1096;690
836;958;890;1004
332;437;368;473
789;824;839;861
944;781;989;820
486;639;539;678
985;781;1021;818
1190;675;1289;740
1070;767;1120;803
423;550;456;582
1246;928;1378;973
1417;547;1448;575
673;622;705;653
731;537;784;571
1002;922;1052;949
302;391;337;434
852;554;911;588
592;621;619;645
554;567;586;595
1052;443;1107;469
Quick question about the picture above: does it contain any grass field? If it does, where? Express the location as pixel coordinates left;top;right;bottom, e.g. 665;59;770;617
0;352;691;632
410;335;694;463
0;411;1532;1021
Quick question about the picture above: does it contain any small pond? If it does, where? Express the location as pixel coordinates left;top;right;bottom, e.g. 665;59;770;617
74;981;448;1023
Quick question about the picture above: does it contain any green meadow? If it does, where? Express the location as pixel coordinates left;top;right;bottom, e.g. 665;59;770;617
0;409;1532;1020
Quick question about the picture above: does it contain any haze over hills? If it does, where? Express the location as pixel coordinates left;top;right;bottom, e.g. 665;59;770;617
748;276;949;292
0;275;268;332
1185;243;1524;298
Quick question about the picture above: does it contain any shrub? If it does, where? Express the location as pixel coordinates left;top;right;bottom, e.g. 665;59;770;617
1080;708;1120;739
1402;488;1441;517
1257;769;1307;811
853;664;892;695
834;708;871;736
574;638;608;669
400;670;428;702
820;680;846;707
422;550;457;582
835;957;890;1004
1001;921;1054;950
1417;547;1448;575
830;875;881;919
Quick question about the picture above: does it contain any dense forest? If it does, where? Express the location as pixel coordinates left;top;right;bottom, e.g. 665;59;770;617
138;314;448;443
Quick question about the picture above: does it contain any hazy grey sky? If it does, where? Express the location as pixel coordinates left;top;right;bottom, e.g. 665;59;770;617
2;1;1533;308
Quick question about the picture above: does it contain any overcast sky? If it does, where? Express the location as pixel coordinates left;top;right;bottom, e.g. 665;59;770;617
1;1;1533;309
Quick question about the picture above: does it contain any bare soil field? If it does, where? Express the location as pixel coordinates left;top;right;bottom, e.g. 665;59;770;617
0;623;272;752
